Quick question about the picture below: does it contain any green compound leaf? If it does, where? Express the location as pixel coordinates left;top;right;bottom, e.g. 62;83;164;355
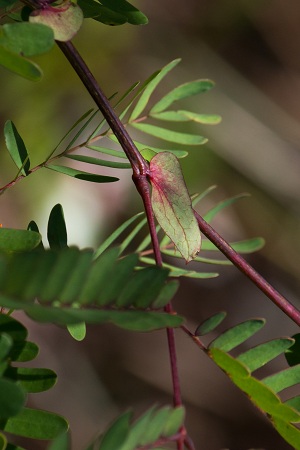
285;333;300;367
46;164;119;183
195;311;227;336
0;45;43;81
209;319;265;352
209;349;300;423
4;120;30;176
0;248;183;332
0;22;54;57
47;204;68;250
205;314;300;448
129;59;181;121
150;79;215;114
1;407;68;439
29;1;83;42
150;152;201;262
131;122;207;145
0;228;41;253
0;378;26;419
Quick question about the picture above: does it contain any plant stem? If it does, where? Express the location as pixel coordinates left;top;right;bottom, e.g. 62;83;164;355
194;210;300;326
57;40;184;447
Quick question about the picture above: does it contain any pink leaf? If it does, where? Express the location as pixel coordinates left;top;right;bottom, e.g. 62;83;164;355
149;152;201;263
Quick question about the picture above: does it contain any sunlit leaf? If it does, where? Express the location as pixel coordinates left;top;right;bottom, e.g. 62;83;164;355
209;349;300;423
46;165;119;183
150;152;201;262
150;80;215;114
4;120;30;176
131;122;207;145
129;59;181;121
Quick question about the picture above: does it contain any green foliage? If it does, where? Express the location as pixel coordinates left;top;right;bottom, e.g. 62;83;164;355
199;314;300;448
0;315;68;447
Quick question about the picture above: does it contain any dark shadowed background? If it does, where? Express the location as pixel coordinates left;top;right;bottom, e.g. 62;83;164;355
1;1;300;449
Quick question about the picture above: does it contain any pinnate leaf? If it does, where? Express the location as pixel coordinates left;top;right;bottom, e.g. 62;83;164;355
209;319;265;352
150;152;201;262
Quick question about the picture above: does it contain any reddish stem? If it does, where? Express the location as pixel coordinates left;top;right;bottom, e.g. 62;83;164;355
56;39;185;448
194;210;300;326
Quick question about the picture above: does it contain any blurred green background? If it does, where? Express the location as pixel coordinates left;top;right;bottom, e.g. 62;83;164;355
1;1;300;449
